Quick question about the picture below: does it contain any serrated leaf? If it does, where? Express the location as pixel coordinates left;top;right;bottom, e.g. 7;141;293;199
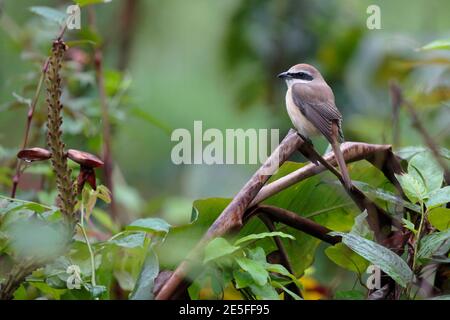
417;229;450;259
30;6;66;25
203;238;240;263
235;257;268;286
234;231;295;246
426;186;450;209
330;232;414;287
126;218;170;234
428;208;450;231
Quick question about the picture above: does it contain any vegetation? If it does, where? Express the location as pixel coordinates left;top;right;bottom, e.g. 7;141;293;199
0;0;448;300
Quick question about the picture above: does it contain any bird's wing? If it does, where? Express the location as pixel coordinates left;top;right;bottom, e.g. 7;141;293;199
291;83;344;143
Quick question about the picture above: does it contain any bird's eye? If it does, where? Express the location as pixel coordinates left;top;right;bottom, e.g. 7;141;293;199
292;72;313;81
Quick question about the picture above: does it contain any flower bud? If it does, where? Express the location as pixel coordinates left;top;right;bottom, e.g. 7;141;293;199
17;148;51;162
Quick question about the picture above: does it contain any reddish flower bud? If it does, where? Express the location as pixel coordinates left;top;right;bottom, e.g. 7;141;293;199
67;149;103;168
77;166;97;192
17;148;51;162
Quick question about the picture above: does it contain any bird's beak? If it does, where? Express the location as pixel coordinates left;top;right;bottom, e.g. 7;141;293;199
277;71;290;79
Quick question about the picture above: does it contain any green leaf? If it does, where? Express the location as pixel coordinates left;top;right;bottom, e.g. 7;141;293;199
402;218;417;235
130;248;159;300
30;6;66;25
126;218;171;234
395;173;427;203
330;232;414;287
353;181;421;213
419;39;450;51
334;290;365;300
350;210;373;239
426;186;450;209
109;232;146;248
234;231;295;246
408;152;443;193
325;243;369;274
248;283;280;300
233;269;254;289
203;237;240;263
271;282;302;300
417;229;450;260
428;208;450;231
235;257;269;286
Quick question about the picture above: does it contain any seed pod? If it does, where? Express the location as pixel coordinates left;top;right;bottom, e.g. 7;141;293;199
67;149;103;168
66;149;103;193
17;148;51;162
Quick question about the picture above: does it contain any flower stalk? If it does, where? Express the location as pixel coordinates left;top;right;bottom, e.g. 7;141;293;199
45;40;77;225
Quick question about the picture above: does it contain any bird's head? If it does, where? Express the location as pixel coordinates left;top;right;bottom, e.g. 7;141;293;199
277;63;323;88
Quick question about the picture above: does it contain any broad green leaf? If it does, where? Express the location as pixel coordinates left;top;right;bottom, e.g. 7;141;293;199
330;232;414;287
234;231;295;246
248;283;280;300
408;152;443;193
353;181;421;213
30;6;66;25
395;173;427;203
417;229;450;260
109;232;146;248
126;218;170;234
130;248;159;300
426;186;450;209
203;237;240;263
428;208;450;231
325;243;369;274
233;269;254;289
419;39;450;51
235;257;268;286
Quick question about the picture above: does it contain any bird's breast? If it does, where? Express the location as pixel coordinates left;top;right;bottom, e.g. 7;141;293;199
285;88;319;138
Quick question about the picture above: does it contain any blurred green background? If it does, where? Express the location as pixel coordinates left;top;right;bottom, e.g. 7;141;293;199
0;0;449;296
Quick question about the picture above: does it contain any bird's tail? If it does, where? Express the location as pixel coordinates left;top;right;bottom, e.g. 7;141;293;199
330;139;352;190
330;121;352;189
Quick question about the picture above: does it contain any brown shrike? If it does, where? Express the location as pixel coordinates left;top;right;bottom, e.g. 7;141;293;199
278;63;352;189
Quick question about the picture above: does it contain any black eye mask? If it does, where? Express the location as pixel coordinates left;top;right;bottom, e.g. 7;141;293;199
289;72;313;81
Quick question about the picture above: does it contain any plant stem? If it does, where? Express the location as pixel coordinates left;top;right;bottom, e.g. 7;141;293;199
77;223;96;287
11;60;49;198
412;202;426;272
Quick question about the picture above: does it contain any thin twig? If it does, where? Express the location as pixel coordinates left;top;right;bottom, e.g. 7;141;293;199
10;23;67;198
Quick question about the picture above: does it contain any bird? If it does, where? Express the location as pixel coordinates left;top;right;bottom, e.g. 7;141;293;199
278;63;352;189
